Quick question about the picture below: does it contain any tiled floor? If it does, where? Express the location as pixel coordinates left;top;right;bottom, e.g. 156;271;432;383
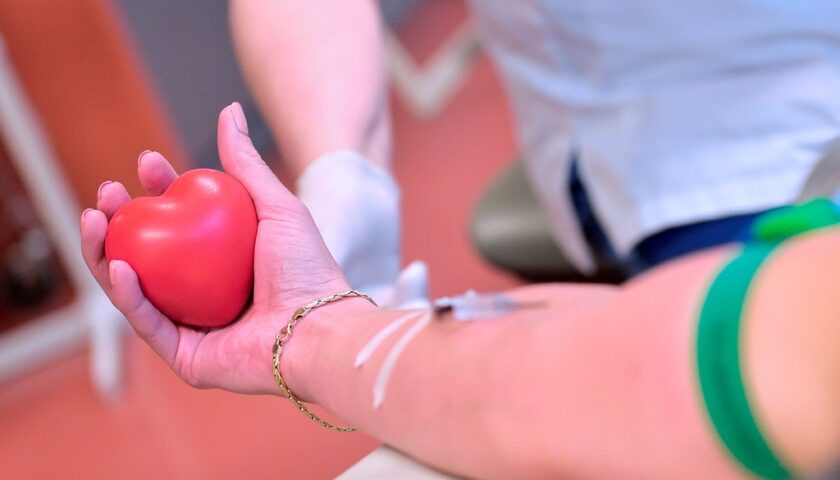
0;1;523;478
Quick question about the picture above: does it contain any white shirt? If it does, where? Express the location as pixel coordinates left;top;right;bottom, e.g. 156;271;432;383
469;0;840;273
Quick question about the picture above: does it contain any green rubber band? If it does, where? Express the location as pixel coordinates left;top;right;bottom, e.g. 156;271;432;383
697;198;840;479
697;241;791;479
697;198;840;480
752;198;840;242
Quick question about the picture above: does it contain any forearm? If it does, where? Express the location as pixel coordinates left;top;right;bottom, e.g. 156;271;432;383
283;251;742;479
229;0;390;176
283;284;623;478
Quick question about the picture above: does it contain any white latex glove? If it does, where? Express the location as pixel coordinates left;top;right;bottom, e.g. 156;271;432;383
297;151;427;307
386;260;430;310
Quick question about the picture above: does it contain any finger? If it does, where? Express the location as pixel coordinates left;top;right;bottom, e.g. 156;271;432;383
137;150;178;196
96;181;131;219
109;260;179;365
80;208;111;288
217;102;299;220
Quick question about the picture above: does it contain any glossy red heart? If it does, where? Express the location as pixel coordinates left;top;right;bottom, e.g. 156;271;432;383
105;169;257;328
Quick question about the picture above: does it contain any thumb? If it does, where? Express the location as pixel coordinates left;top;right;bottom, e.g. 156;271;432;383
218;102;297;220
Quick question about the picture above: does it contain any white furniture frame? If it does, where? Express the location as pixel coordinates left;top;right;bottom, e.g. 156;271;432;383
385;21;479;118
0;36;124;398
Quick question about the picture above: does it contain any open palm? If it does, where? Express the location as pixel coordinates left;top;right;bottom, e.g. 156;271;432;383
81;103;351;395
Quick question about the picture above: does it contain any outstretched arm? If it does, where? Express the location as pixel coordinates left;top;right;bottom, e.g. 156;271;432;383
282;230;840;479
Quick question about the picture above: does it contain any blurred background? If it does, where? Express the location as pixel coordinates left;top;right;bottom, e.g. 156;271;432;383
0;0;523;478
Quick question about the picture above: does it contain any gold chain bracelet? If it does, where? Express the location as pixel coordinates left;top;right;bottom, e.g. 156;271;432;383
272;289;377;432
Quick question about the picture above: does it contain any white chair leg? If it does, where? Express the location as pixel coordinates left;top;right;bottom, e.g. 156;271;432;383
0;36;126;400
88;293;126;400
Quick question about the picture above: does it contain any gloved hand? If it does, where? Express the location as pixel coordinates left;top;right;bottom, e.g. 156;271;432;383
297;151;427;307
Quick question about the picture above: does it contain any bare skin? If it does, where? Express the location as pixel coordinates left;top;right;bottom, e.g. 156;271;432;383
229;0;390;177
81;105;840;479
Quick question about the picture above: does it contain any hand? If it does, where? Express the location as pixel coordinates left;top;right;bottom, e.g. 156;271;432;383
80;103;371;395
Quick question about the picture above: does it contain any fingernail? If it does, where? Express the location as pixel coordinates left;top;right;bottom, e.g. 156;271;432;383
137;150;153;166
231;102;249;136
81;208;94;226
109;261;117;286
97;181;113;199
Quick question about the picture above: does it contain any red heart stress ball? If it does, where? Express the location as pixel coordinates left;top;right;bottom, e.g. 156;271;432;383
105;169;258;328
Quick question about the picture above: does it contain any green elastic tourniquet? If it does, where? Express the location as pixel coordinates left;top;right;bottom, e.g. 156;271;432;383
697;199;840;480
697;240;789;479
752;198;840;242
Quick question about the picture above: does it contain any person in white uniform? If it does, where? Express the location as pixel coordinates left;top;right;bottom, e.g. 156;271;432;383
228;0;840;296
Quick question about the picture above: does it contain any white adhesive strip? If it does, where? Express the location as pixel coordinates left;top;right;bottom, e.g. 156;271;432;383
354;310;425;368
372;309;433;409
